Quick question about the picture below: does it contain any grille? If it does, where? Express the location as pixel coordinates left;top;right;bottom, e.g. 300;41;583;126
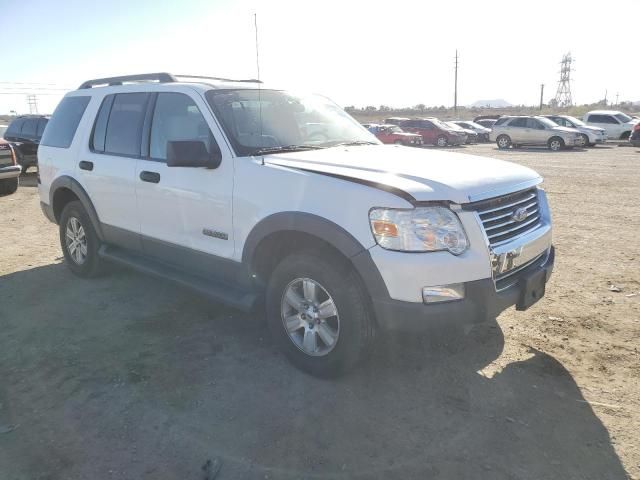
469;188;542;247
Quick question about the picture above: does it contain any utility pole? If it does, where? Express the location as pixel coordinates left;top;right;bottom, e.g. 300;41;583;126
26;94;38;114
454;50;458;114
615;92;619;106
604;89;608;106
539;84;545;110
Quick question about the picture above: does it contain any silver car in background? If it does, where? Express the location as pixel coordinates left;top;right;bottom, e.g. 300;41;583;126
543;115;607;147
490;116;582;151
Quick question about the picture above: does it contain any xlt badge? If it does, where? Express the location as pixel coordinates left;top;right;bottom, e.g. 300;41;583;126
202;228;228;240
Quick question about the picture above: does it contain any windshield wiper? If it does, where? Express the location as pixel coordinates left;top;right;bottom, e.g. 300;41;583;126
326;140;378;147
252;144;325;156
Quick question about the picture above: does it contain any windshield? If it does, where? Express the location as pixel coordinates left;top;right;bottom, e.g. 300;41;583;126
614;113;632;123
564;116;585;126
537;117;558;128
446;122;464;131
432;118;453;130
205;89;379;155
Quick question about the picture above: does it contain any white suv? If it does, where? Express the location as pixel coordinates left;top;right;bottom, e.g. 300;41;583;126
583;110;638;140
38;73;555;376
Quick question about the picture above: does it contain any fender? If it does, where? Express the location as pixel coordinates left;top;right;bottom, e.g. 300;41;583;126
49;175;104;241
242;211;390;301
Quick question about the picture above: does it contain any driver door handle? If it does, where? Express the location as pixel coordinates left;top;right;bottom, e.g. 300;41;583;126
140;171;160;183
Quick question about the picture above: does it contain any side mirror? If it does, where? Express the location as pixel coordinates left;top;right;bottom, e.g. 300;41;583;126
166;140;222;169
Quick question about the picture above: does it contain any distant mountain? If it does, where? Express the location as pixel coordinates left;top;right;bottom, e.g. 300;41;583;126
470;99;513;108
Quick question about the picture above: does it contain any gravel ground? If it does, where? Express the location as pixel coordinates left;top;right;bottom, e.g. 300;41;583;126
0;143;638;479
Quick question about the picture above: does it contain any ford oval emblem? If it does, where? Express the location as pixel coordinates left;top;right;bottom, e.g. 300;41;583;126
512;207;529;222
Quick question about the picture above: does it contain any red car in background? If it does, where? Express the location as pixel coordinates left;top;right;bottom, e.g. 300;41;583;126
393;117;467;147
363;124;423;146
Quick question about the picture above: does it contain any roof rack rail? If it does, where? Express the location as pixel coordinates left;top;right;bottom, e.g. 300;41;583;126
78;72;177;89
176;74;262;84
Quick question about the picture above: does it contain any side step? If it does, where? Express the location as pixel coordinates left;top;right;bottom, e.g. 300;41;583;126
98;245;259;312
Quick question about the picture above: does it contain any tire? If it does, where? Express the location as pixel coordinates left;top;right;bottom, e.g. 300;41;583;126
59;200;104;277
579;134;589;147
0;177;18;195
435;135;448;147
266;250;374;377
548;137;564;151
620;131;631;140
394;139;403;145
496;135;511;149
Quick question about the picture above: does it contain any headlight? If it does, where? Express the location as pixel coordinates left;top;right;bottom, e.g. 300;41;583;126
369;206;469;254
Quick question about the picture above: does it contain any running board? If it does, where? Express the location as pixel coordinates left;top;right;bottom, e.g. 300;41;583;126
98;245;258;312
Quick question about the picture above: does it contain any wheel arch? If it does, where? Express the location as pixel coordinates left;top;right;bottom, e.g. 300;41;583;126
242;212;390;305
50;176;104;240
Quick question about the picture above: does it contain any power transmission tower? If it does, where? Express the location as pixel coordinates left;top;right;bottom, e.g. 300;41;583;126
554;52;573;107
454;50;458;114
27;94;38;114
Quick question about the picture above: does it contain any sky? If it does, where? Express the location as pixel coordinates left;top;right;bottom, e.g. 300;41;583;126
1;0;638;115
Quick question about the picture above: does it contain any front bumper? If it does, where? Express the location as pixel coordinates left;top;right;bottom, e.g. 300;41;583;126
373;246;554;332
0;165;21;180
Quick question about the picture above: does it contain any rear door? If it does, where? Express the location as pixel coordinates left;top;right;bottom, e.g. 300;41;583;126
135;89;235;267
80;92;149;247
526;118;548;144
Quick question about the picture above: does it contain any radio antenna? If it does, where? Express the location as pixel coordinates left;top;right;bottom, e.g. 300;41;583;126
254;12;264;165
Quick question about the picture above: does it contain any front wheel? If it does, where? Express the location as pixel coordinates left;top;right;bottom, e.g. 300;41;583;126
266;251;374;377
59;200;105;277
548;137;564;151
579;134;589;147
435;135;448;147
496;135;511;149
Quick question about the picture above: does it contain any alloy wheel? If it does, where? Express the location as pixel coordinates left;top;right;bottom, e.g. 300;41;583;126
281;277;340;356
65;217;88;264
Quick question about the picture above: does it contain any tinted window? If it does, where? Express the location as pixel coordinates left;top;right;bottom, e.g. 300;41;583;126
526;118;544;129
36;119;48;137
103;93;149;156
5;118;25;137
21;119;38;137
91;95;115;153
149;93;218;161
509;118;527;128
548;117;564;126
494;117;509;126
419;120;434;129
589;115;617;124
41;96;91;148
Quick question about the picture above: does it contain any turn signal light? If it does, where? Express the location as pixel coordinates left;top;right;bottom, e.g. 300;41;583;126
371;220;399;237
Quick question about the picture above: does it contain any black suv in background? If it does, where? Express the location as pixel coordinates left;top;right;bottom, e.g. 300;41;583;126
3;115;49;173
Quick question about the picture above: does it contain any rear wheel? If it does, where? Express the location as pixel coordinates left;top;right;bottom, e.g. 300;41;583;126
59;200;104;277
496;135;511;149
548;137;564;151
0;177;18;195
435;135;448;147
266;250;374;377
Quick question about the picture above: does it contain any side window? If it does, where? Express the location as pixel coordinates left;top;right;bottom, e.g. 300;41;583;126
526;118;544;129
149;93;219;161
420;121;434;129
36;119;48;137
21;119;38;137
551;117;564;126
40;96;91;148
603;115;618;124
103;93;149;157
91;95;115;153
509;118;527;128
6;118;25;137
494;117;509;126
589;114;617;124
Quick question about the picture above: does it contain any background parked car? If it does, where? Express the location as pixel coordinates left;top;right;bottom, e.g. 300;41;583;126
451;120;491;142
630;122;640;147
363;123;423;146
3;115;49;173
399;118;467;147
0;125;8;137
490;116;582;151
543;114;607;147
475;118;498;129
583;110;638;140
0;139;20;195
446;121;478;144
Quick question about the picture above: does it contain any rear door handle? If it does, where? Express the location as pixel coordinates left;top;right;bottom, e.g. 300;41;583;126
79;161;93;171
140;171;160;183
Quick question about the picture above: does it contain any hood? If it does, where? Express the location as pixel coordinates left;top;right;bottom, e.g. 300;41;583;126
551;126;579;134
264;145;541;204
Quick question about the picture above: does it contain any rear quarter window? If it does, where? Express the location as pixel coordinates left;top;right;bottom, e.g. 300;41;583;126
41;96;91;148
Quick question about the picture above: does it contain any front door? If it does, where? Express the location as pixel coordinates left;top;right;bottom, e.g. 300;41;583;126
135;90;235;271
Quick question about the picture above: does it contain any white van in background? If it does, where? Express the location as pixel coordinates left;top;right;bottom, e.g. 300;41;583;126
583;110;638;140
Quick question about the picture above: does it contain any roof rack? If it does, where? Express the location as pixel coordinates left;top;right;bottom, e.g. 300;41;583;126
78;72;262;89
175;74;262;84
78;72;177;89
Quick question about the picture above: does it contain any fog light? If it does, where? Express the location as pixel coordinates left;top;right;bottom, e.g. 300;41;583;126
422;284;465;304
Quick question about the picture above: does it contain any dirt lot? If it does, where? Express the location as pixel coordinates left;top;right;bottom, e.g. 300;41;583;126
1;144;639;479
